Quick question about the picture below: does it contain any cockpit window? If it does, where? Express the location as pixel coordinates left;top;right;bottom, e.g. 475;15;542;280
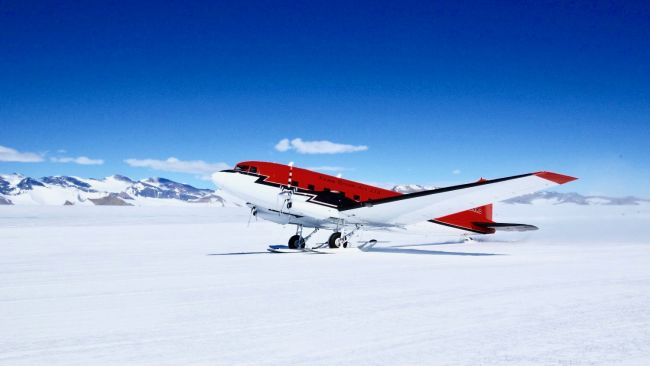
235;164;249;172
249;166;257;173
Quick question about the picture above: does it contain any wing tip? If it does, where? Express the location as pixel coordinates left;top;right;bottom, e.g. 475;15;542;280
535;171;578;184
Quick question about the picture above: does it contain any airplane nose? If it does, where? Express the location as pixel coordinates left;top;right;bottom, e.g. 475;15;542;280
211;171;231;189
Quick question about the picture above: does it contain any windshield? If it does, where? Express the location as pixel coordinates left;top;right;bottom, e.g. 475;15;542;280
235;164;257;173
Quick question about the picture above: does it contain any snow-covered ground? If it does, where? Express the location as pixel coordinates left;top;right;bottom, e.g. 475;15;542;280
1;203;650;365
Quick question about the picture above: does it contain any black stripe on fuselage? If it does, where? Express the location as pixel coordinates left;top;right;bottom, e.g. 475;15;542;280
268;209;304;218
220;170;359;209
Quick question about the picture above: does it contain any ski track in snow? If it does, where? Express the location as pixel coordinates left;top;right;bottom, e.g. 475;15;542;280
1;205;650;366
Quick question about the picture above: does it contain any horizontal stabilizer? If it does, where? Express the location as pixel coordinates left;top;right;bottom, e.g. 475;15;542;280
473;222;539;232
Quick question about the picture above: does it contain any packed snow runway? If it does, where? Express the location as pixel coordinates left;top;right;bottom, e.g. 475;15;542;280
1;204;650;365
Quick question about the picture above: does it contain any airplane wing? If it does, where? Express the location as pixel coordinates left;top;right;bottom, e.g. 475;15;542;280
340;172;577;226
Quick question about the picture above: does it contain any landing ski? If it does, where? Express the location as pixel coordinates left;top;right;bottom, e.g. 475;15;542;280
267;245;331;254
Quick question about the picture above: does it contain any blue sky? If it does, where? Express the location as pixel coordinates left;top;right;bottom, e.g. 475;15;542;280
1;1;649;196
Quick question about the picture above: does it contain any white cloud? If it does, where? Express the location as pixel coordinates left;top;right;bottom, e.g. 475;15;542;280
125;157;229;174
274;139;291;152
0;145;44;162
452;169;461;175
51;156;104;165
197;174;216;181
274;138;368;154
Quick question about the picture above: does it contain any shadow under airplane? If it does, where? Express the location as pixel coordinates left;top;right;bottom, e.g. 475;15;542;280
208;242;501;257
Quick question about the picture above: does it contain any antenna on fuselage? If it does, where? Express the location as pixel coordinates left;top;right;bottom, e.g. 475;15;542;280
288;161;294;186
277;161;295;214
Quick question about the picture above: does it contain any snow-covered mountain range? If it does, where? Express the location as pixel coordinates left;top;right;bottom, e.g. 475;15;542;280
502;191;649;205
0;174;229;206
391;184;437;194
391;184;649;206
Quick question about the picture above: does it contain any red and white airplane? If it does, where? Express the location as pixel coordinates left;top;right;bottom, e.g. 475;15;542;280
213;161;577;251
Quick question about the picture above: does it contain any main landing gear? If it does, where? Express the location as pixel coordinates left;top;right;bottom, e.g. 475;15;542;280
284;224;361;250
272;224;379;253
327;223;360;248
288;234;305;249
327;232;348;248
287;225;319;249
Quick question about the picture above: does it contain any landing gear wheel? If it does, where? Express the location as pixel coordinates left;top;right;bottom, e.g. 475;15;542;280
288;234;305;249
328;232;347;248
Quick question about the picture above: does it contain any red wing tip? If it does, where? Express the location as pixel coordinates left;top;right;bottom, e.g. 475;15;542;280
535;171;578;184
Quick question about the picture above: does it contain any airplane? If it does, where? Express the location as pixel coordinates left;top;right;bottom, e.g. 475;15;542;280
212;161;577;251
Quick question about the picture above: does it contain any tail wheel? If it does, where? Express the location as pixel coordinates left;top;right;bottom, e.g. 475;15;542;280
288;234;305;249
328;232;347;248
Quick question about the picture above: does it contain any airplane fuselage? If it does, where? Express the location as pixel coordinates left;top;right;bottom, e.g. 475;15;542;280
213;161;492;233
213;161;398;229
213;161;576;249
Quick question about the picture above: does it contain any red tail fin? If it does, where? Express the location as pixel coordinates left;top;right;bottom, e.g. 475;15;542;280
431;204;495;233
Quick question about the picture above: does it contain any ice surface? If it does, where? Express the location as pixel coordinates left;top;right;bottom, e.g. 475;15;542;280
1;204;649;365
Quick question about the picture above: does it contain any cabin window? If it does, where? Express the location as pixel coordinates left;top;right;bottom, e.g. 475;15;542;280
353;194;360;201
308;184;315;191
291;181;299;187
249;166;257;173
323;187;331;193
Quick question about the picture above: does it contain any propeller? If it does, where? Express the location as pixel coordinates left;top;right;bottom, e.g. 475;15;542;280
247;206;257;227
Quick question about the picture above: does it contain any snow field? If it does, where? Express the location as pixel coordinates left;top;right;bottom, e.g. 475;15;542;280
1;205;649;365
